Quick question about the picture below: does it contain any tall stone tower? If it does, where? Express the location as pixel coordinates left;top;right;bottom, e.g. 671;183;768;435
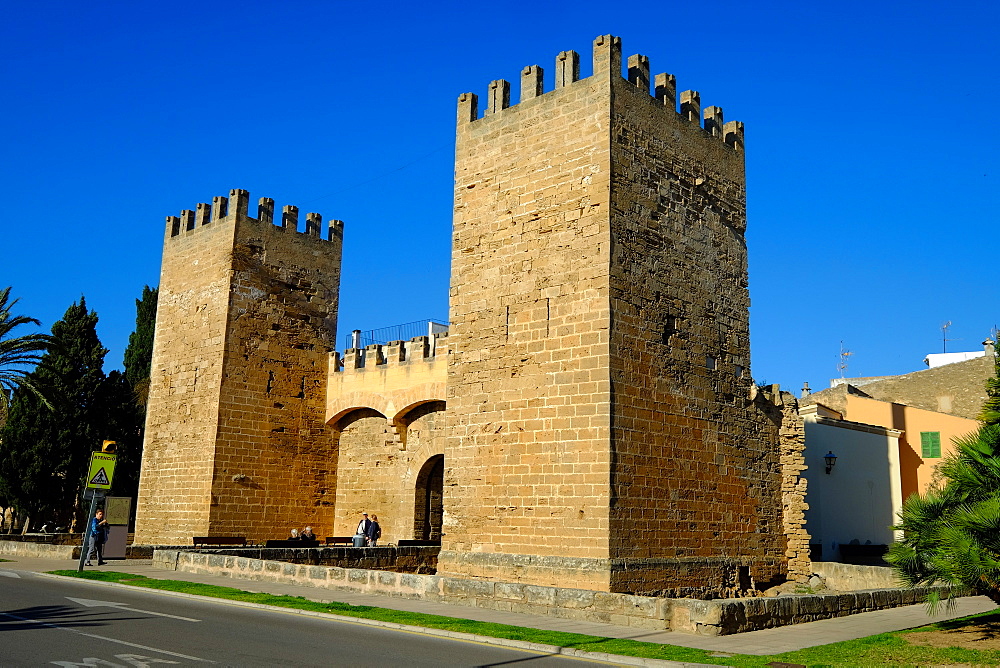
440;35;792;596
135;190;343;544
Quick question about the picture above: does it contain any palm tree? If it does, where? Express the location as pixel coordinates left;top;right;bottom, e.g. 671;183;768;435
0;286;52;413
886;424;1000;605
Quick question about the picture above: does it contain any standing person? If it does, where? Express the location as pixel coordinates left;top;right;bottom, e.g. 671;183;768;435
366;514;381;547
85;509;108;566
356;513;372;545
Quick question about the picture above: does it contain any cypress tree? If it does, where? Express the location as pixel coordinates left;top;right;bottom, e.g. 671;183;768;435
107;286;158;504
0;298;107;529
124;286;157;403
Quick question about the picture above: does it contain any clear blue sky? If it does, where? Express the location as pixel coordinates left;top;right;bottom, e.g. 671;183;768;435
2;1;996;395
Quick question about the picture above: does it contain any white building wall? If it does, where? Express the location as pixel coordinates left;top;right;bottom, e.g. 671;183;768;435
802;410;901;561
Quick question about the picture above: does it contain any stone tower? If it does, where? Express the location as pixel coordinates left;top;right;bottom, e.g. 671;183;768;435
134;190;343;545
439;35;793;596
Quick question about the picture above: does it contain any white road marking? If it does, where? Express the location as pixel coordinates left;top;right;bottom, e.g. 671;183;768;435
51;653;180;667
0;611;213;663
0;570;21;578
66;597;201;622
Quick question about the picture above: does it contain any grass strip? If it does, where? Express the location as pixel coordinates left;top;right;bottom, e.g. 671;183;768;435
49;570;1000;666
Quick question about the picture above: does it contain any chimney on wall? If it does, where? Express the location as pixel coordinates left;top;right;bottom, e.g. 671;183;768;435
984;338;996;357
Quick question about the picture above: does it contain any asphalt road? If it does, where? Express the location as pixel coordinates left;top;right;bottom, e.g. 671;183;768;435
0;570;615;667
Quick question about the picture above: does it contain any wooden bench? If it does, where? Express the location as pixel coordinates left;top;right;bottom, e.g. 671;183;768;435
396;539;441;547
264;539;320;548
325;536;356;546
192;536;247;547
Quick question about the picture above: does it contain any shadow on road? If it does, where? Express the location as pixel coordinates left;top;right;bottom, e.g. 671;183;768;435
0;605;145;631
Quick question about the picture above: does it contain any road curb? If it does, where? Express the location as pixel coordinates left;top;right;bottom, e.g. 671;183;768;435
34;571;709;667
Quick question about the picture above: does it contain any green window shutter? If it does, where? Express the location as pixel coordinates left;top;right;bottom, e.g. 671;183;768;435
921;432;942;458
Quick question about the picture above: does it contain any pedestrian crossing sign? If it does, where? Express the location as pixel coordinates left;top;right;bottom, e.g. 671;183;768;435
87;452;116;490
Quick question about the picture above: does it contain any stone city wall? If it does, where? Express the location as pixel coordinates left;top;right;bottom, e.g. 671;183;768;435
176;546;438;573
153;549;955;636
136;189;343;545
443;38;616;590
441;33;801;596
327;335;448;542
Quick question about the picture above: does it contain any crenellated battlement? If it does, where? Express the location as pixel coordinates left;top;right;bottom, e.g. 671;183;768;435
333;332;450;373
456;34;743;151
165;188;344;243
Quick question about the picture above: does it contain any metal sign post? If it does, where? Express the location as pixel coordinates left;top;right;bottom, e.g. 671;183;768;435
77;490;101;572
77;451;117;572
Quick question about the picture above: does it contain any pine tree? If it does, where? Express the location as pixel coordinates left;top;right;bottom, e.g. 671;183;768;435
0;298;107;529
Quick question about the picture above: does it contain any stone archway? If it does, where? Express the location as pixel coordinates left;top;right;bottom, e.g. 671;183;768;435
413;454;444;541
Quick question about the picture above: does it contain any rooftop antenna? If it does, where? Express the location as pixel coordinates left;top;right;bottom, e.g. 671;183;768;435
838;341;853;378
941;320;954;354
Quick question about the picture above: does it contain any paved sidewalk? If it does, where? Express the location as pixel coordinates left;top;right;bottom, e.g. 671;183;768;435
1;554;994;656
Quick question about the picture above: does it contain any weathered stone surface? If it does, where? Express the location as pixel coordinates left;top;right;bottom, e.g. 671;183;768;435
135;190;343;545
442;577;495;598
135;34;810;600
438;34;806;596
158;549;964;636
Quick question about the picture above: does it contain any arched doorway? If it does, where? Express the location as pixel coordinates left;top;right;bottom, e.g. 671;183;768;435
413;454;444;541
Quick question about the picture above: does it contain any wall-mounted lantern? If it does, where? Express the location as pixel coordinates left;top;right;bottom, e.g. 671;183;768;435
824;451;838;474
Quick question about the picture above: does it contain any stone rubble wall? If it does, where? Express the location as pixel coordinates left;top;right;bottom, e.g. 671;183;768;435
153;549;957;636
671;586;952;636
756;387;812;582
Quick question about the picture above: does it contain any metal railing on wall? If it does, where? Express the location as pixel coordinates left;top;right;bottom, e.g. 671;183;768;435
344;319;448;350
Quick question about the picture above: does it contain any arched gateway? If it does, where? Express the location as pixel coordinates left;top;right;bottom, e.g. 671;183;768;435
413;454;444;541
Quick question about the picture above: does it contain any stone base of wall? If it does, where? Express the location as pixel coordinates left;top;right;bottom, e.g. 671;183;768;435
156;549;670;629
0;540;77;559
437;550;612;591
0;540;192;560
812;562;903;591
438;550;781;598
610;557;785;598
672;586;950;635
154;549;958;635
199;546;438;573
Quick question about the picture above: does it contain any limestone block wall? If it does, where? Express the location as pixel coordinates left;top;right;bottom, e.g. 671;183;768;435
136;190;343;544
327;337;448;543
442;39;615;590
440;34;803;596
153;549;959;636
604;62;791;594
136;210;236;542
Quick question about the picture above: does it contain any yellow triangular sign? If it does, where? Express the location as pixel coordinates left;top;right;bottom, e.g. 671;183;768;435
89;467;110;486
